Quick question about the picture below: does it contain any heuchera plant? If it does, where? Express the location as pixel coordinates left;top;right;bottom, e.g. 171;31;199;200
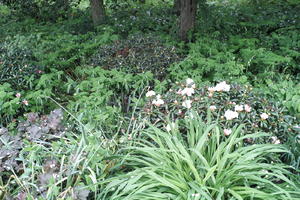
0;109;65;173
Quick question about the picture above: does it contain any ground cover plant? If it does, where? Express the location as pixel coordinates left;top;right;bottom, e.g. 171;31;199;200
0;0;300;199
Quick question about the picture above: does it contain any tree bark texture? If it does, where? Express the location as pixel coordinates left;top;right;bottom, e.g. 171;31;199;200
179;0;197;41
173;0;181;15
90;0;105;26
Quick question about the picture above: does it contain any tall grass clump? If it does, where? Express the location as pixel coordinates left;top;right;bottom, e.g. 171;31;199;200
100;114;300;200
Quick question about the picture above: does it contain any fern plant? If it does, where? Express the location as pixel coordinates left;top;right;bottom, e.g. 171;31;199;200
100;113;300;199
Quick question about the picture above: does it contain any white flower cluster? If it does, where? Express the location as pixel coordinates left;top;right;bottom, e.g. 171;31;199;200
208;81;230;92
224;110;239;120
146;91;165;107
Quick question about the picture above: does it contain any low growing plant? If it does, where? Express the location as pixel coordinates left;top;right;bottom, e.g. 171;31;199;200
100;116;300;199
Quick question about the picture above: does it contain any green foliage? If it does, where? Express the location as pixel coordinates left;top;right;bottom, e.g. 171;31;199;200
34;28;118;70
66;67;160;132
90;34;182;80
0;36;42;89
0;0;300;198
140;79;300;172
1;0;81;21
0;69;64;125
169;36;246;83
262;79;300;119
1;112;113;199
100;118;300;199
0;83;22;125
106;4;177;36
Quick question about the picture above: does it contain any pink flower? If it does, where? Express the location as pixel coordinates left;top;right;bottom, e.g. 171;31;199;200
209;105;217;111
181;87;195;96
224;110;239;120
176;89;183;95
15;93;21;98
224;129;232;136
182;100;192;109
260;113;269;120
146;90;156;97
234;105;243;112
244;104;251;112
22;100;29;106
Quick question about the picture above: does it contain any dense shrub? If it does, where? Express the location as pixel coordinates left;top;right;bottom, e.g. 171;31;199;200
0;37;43;89
262;79;300;119
106;4;177;36
141;79;299;141
90;34;182;80
100;118;300;199
0;69;64;126
139;79;300;168
0;0;81;21
168;36;246;83
66;67;164;133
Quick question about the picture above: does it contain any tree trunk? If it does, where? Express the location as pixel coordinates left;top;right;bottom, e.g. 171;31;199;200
90;0;105;26
173;0;181;15
179;0;197;41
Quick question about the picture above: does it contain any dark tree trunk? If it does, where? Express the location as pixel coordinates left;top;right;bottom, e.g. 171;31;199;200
179;0;197;41
173;0;181;15
90;0;105;26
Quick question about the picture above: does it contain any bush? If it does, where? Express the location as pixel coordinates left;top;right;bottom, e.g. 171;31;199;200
66;67;163;133
139;79;300;169
106;5;177;36
100;117;300;199
0;0;81;21
168;36;247;83
141;79;299;142
89;34;182;80
0;37;43;89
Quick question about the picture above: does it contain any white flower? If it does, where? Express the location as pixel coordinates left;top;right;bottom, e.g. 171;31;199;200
271;136;281;144
209;105;217;111
181;87;195;96
186;78;196;88
224;129;232;136
186;78;194;85
156;94;161;99
191;193;200;197
260;113;269;120
152;99;164;107
214;81;230;92
166;122;176;132
146;90;156;97
182;100;192;109
244;104;251;112
235;105;243;112
224;110;239;120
